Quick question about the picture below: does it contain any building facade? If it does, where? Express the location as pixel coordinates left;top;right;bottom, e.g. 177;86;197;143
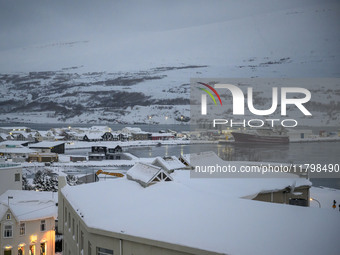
0;191;57;255
0;164;22;196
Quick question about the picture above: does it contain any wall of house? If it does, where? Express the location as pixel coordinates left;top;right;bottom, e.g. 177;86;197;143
0;165;22;195
252;186;310;206
59;191;222;255
0;210;55;255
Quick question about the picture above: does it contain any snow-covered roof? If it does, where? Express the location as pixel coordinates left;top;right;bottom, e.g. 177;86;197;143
0;146;36;154
150;133;174;137
126;162;172;187
0;141;29;146
11;131;32;137
0;127;29;131
152;156;186;172
0;163;21;170
0;133;8;140
61;171;338;255
29;141;65;148
84;133;104;140
90;126;111;132
0;190;58;221
37;131;54;137
122;127;142;133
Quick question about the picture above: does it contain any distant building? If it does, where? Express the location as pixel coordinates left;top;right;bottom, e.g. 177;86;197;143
0;142;36;162
70;156;87;163
131;132;150;140
0;164;22;196
29;142;65;154
89;146;131;160
0;127;31;134
0;190;57;255
82;133;104;142
27;152;59;163
150;133;174;140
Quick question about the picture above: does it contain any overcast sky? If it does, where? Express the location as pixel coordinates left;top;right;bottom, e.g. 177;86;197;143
0;0;339;74
1;0;334;51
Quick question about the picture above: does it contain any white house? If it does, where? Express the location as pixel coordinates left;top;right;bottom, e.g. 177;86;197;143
57;165;340;255
0;164;22;196
0;142;36;162
0;190;57;255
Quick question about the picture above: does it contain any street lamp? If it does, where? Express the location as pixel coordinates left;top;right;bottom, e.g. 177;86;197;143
310;197;321;208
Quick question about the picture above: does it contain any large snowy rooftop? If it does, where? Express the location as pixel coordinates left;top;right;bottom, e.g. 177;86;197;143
61;171;339;255
29;141;65;148
0;190;58;221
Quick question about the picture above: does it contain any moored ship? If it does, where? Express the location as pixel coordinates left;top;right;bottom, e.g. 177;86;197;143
231;128;289;144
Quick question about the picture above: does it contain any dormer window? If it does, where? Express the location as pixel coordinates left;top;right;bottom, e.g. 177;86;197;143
6;213;11;220
40;220;46;232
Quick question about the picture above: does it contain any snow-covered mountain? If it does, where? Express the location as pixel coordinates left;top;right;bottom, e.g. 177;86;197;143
0;0;339;125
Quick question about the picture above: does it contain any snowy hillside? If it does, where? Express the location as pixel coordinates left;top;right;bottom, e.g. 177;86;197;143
0;0;339;125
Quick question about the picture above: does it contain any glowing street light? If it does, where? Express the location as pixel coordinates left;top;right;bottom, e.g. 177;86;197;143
310;197;321;208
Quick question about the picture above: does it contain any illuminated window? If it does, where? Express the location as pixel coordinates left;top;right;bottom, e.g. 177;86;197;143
29;244;36;255
18;246;25;255
40;242;46;255
6;213;11;220
4;225;13;238
20;223;26;235
40;220;46;232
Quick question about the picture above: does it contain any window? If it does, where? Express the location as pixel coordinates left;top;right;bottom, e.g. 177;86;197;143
29;245;36;255
96;247;113;255
40;220;46;232
4;249;12;255
40;242;46;255
18;247;24;255
15;173;21;182
68;212;71;229
6;213;11;220
64;207;67;223
88;241;92;255
76;225;79;244
80;231;84;251
20;223;25;235
72;218;75;237
4;225;13;238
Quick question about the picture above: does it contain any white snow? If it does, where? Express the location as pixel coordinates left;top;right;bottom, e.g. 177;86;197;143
126;162;163;184
0;190;58;221
61;170;340;255
29;141;65;148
